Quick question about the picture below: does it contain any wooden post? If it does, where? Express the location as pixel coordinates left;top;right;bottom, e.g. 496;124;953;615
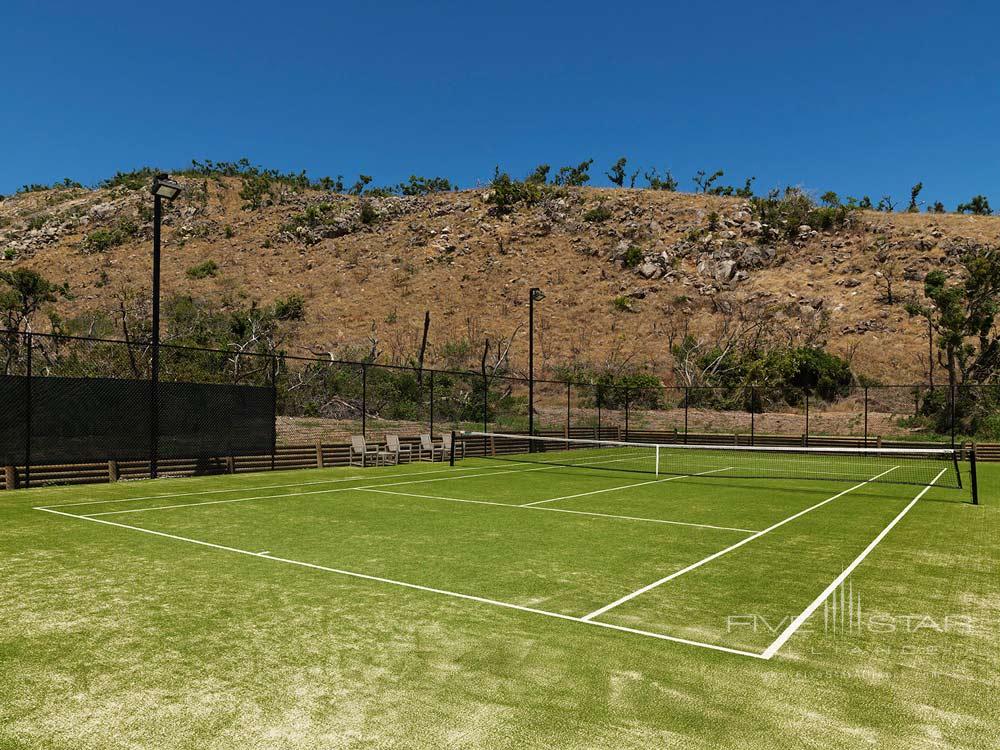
4;466;16;490
316;441;324;468
108;460;119;483
225;456;236;474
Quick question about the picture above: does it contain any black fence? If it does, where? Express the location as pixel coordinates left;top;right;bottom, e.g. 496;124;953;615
0;329;996;487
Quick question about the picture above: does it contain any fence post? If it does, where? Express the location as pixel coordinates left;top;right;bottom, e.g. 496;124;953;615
624;386;630;441
429;370;435;438
804;391;810;447
597;387;602;440
315;441;324;468
4;465;16;490
950;384;956;448
270;355;278;471
25;331;32;489
684;387;689;444
565;382;571;438
108;460;119;483
482;374;489;434
863;386;869;446
361;363;367;439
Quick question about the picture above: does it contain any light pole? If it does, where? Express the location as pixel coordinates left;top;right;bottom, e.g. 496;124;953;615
528;287;545;445
149;174;182;478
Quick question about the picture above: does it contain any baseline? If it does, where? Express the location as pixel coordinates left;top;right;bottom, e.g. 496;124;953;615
35;506;766;659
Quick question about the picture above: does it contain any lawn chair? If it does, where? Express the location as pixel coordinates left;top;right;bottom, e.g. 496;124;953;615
384;434;412;465
419;433;444;462
441;432;465;461
350;435;380;467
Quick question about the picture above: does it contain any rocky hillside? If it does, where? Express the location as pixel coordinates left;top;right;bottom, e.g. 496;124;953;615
3;176;999;383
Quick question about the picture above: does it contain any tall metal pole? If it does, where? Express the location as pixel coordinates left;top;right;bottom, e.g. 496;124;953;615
528;287;544;447
150;194;162;479
528;290;535;440
24;331;32;489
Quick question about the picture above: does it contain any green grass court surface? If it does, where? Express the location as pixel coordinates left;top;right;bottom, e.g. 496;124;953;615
2;448;997;749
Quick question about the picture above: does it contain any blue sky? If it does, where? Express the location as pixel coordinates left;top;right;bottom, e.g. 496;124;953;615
3;0;998;208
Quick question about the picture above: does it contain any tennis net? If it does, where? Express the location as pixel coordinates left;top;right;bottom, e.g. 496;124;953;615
454;431;966;494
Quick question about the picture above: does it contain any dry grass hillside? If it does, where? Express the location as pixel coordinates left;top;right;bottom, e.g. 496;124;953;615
3;176;999;383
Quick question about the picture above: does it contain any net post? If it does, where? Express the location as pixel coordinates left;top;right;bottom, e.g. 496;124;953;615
429;370;435;440
449;430;456;467
969;446;979;505
750;386;756;446
655;445;660;476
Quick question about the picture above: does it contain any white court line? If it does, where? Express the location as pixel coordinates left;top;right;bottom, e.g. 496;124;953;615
358;487;757;534
580;465;900;622
519;467;735;507
35;506;766;660
39;463;496;510
760;467;947;660
74;454;650;518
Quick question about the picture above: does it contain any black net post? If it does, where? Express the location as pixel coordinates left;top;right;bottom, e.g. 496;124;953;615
361;363;367;439
24;332;32;489
750;386;756;446
270;355;278;471
429;370;435;438
449;429;456;467
970;447;979;505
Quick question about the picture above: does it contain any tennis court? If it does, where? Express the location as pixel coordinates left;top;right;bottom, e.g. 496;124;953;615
32;433;975;660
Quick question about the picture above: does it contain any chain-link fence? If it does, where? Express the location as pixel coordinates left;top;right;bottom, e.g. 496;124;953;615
2;327;999;488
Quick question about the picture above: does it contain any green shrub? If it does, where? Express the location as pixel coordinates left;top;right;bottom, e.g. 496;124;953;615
82;217;139;253
27;215;48;231
224;225;234;238
397;175;452;195
622;246;643;267
360;200;378;225
612;295;633;312
186;260;219;279
583;203;612;223
3;249;16;261
553;160;593;187
750;188;857;243
272;294;306;321
486;168;547;215
102;167;160;191
956;195;992;215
